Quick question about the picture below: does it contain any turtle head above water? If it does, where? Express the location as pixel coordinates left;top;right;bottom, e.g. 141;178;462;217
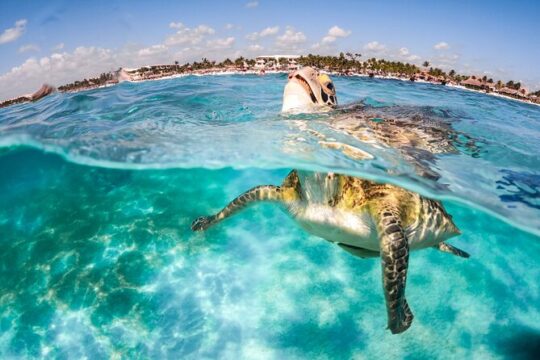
282;66;337;113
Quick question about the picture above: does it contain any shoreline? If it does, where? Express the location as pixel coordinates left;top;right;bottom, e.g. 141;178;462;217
2;69;539;109
65;69;540;108
330;71;540;107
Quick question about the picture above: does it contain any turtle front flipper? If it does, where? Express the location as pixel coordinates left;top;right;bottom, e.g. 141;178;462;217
376;208;414;334
191;185;284;231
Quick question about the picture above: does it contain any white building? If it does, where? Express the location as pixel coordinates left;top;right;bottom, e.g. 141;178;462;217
255;55;301;70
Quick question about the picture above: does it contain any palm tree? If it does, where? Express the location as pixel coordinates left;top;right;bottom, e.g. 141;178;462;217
422;61;430;68
234;56;245;67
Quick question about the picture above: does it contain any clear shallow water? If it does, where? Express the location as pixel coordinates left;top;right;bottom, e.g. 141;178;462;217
0;74;539;358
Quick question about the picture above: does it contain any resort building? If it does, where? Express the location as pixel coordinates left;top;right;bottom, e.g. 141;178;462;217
460;76;496;92
460;77;485;90
255;55;300;70
498;86;529;99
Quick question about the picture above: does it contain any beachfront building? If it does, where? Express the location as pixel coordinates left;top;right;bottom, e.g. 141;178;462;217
255;55;300;70
461;76;487;91
499;86;529;99
460;76;497;92
121;64;181;81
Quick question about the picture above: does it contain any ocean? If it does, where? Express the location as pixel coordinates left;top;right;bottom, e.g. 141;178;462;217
0;74;539;359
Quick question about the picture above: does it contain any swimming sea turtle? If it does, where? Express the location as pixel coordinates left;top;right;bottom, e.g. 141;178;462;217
191;170;468;334
282;66;481;180
191;68;470;334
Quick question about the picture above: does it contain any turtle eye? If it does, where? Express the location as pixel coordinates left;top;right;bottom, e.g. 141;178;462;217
327;82;334;91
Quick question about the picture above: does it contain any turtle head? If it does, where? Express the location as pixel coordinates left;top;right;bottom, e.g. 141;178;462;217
282;66;337;113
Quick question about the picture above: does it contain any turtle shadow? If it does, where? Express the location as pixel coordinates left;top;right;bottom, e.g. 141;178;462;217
494;326;540;360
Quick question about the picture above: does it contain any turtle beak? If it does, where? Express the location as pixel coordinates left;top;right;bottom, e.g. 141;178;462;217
282;71;319;113
290;71;318;103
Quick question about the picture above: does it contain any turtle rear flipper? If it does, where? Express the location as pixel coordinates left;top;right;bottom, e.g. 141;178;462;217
434;242;470;258
376;207;414;334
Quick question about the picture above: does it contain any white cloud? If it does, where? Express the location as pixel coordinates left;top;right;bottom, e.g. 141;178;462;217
19;44;40;53
434;41;449;50
399;47;409;56
364;41;386;52
275;27;306;50
53;43;65;51
0;47;152;99
320;36;333;44
356;43;421;64
169;22;182;29
260;26;279;37
224;23;235;30
206;37;235;49
318;25;351;45
138;44;168;56
0;46;118;98
248;44;264;52
328;25;351;38
384;46;421;63
397;48;421;62
431;53;460;69
246;26;279;41
245;1;259;8
0;19;27;44
165;23;215;45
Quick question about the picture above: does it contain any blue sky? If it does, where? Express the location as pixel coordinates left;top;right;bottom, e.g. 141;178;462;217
0;0;539;99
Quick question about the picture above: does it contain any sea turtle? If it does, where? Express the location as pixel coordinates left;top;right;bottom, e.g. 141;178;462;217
191;170;468;334
282;66;481;180
191;68;470;334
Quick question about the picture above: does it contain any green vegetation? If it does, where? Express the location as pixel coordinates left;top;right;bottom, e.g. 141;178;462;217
297;53;421;76
58;72;116;92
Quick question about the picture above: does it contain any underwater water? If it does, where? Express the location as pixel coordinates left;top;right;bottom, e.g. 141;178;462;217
0;74;539;358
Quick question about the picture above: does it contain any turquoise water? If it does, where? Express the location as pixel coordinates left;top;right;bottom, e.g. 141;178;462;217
0;74;539;358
